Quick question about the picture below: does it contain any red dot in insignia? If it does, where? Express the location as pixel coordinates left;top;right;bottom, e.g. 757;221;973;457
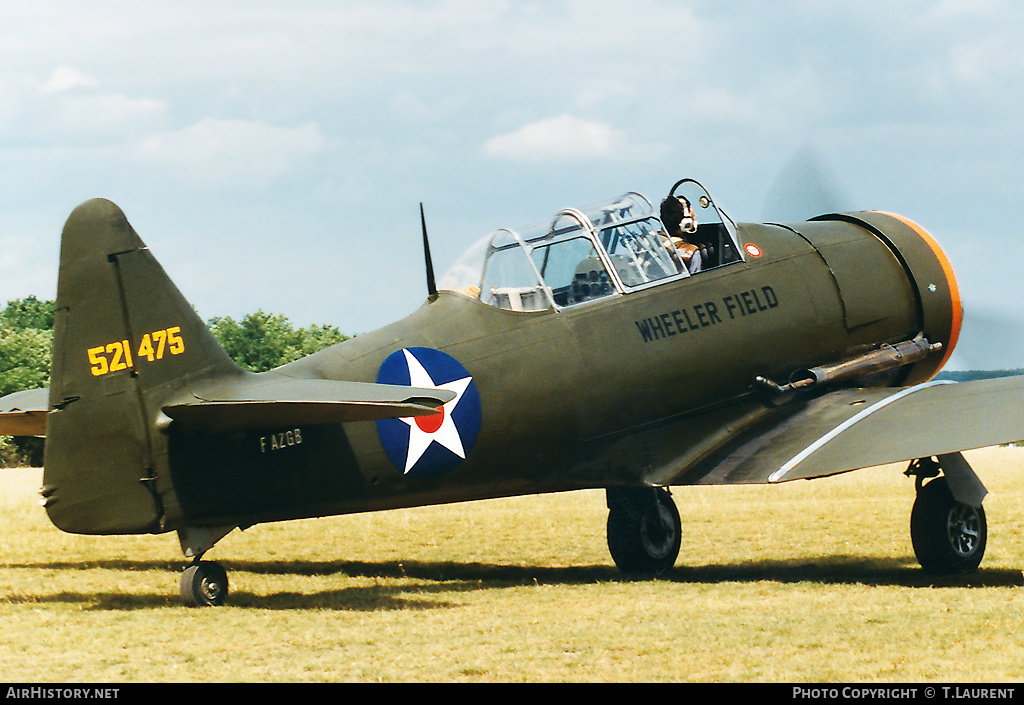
415;409;445;434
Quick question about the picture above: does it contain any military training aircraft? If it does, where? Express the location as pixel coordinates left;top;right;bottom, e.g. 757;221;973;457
2;177;1024;606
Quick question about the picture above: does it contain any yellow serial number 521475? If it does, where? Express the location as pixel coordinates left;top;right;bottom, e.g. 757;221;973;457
88;326;185;377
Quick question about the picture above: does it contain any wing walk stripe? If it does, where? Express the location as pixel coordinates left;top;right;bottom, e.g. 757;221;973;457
768;380;955;483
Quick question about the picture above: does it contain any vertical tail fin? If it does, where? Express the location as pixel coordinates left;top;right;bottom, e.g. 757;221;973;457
44;199;238;534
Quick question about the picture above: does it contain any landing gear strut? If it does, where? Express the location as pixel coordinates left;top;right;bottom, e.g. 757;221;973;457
907;456;987;575
606;487;681;576
177;525;235;606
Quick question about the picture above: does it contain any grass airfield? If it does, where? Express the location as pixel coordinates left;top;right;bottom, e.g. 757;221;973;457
1;447;1023;683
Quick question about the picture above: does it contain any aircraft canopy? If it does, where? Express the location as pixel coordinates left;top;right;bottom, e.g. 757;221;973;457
439;181;740;312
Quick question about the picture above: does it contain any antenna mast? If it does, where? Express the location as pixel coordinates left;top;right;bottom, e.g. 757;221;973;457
420;203;438;302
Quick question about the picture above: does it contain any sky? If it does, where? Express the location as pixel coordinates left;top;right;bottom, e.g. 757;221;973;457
1;0;1022;369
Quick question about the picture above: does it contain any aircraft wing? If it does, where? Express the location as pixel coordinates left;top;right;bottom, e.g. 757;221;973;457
0;387;49;437
162;374;456;433
646;376;1024;487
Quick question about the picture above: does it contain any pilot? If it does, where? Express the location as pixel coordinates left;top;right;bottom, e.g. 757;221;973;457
660;196;701;274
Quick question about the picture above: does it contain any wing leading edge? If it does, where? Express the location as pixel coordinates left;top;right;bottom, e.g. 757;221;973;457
647;375;1024;487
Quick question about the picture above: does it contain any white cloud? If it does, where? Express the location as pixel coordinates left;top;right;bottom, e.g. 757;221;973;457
50;93;168;138
483;115;628;162
40;65;98;94
948;36;1024;86
923;0;1014;23
134;119;326;185
0;66;167;143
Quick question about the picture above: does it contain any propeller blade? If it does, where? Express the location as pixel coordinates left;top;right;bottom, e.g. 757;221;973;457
761;145;853;222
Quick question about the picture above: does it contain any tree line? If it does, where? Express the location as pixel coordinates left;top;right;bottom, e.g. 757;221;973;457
0;296;349;466
934;369;1024;382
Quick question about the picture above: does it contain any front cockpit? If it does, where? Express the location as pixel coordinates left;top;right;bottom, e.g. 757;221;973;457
438;179;742;312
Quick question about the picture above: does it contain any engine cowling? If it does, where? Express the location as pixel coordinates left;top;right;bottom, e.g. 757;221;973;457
810;212;962;384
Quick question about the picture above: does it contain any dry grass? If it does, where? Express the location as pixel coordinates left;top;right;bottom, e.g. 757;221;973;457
2;447;1024;682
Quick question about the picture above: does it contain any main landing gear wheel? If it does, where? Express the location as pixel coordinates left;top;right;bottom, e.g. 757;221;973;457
606;487;681;576
910;477;987;575
180;560;229;607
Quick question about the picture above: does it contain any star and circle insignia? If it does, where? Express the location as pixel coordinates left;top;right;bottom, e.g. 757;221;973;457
375;347;482;479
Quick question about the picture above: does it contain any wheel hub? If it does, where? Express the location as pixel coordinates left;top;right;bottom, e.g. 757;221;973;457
947;505;981;557
641;506;677;559
201;578;224;601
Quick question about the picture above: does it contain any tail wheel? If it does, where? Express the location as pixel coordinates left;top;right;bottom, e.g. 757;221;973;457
910;477;986;574
606;487;681;576
180;560;229;607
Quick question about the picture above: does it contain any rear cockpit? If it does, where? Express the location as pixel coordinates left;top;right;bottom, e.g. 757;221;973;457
439;179;742;312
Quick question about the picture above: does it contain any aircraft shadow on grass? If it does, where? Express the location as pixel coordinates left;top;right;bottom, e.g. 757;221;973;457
6;556;1023;611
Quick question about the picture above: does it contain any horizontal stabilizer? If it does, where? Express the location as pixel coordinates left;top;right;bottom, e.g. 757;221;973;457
651;375;1024;486
0;388;50;437
162;373;456;433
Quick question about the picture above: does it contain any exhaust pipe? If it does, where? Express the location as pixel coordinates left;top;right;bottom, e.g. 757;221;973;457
755;334;941;396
